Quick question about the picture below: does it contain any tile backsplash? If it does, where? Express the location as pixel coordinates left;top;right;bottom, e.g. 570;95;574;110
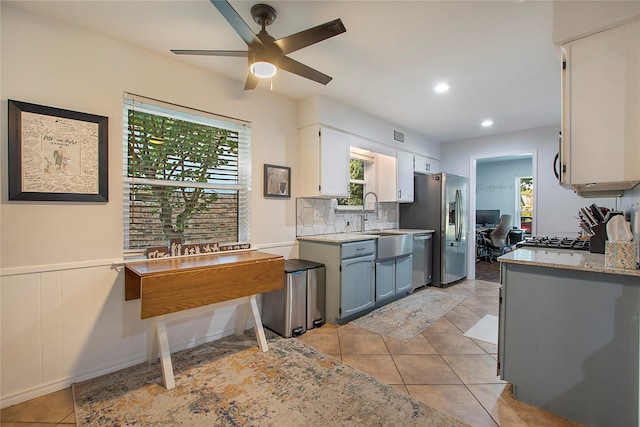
296;198;398;236
619;185;640;242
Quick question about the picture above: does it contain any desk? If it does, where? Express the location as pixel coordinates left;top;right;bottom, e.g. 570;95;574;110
125;250;284;389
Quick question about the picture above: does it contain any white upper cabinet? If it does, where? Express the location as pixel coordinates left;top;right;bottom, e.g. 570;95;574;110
561;19;640;196
377;150;413;203
396;150;415;203
414;154;440;175
299;125;350;198
377;153;396;202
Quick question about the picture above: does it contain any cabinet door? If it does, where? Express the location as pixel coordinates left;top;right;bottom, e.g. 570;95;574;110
396;150;414;202
426;158;440;174
395;255;413;294
414;155;440;175
377;153;398;202
562;20;640;186
414;154;428;174
375;260;395;302
341;255;375;317
320;128;350;197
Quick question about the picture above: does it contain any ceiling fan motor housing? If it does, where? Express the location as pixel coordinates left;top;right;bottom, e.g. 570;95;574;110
251;4;277;28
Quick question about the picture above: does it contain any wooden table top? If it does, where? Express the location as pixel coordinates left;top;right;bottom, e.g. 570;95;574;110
125;251;282;276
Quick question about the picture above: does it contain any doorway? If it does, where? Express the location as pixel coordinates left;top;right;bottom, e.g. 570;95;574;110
469;151;537;281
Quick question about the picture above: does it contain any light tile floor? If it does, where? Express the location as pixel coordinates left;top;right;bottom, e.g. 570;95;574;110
1;279;581;426
297;279;582;427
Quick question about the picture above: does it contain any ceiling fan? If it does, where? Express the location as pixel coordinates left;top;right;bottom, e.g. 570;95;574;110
172;1;347;90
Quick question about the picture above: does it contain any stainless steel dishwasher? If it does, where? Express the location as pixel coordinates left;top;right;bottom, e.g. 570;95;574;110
412;232;433;291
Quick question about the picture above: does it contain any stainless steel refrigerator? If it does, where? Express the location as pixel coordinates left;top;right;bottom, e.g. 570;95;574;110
399;173;468;287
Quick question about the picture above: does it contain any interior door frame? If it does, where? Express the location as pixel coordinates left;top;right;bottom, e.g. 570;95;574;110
468;150;538;280
514;175;534;235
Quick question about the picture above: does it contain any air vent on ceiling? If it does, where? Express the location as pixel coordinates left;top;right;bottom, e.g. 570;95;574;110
393;130;405;143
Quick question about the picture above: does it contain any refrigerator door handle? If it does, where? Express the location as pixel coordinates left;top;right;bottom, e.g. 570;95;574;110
455;190;462;242
460;190;464;241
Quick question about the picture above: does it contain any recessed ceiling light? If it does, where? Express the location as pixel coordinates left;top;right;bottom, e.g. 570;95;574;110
434;83;450;93
481;120;493;127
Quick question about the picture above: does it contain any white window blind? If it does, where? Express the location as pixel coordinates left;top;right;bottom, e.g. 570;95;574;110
122;94;251;252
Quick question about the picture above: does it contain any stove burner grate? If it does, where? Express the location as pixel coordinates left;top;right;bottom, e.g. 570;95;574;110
516;236;590;251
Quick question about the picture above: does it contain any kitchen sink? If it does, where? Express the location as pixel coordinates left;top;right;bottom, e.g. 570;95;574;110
363;231;412;260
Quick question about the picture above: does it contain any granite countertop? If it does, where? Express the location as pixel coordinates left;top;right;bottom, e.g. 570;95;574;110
393;229;435;234
499;247;640;277
297;229;434;244
297;233;377;243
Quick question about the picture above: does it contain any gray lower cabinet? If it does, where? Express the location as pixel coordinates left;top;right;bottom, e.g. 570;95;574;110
375;254;413;305
299;239;375;324
375;259;395;302
395;254;413;294
499;262;640;427
341;254;376;318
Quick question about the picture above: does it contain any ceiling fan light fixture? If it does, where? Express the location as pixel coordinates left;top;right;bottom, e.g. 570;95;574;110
250;61;277;78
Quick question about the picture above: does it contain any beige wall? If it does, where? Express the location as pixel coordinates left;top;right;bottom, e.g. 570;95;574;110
0;3;300;406
1;4;300;269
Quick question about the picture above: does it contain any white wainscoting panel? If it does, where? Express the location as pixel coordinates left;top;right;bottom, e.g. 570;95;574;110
41;271;63;385
0;262;256;407
1;273;43;396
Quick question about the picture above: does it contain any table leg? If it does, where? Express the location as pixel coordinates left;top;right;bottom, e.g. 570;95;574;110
147;322;158;364
249;294;268;352
234;300;249;335
149;319;175;390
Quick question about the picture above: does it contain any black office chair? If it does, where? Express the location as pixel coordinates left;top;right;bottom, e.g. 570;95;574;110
478;214;513;262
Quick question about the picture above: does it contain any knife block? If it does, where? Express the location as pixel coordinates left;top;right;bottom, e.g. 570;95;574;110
589;223;607;254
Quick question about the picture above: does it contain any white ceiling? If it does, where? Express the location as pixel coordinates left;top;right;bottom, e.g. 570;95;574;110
11;0;562;144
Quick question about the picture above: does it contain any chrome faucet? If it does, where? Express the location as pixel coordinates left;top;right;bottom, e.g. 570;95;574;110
361;192;379;231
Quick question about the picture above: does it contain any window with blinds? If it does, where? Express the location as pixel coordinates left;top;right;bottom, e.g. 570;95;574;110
123;94;251;252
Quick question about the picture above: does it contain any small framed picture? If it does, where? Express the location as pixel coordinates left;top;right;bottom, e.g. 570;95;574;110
264;164;290;198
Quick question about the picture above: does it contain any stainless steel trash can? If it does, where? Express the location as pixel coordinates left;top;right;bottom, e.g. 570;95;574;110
261;259;326;338
294;259;326;330
261;260;307;338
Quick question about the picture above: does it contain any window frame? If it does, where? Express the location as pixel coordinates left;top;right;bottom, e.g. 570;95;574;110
122;93;251;255
337;154;374;208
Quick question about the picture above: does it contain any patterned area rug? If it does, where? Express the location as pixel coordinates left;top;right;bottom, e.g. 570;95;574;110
351;287;467;341
73;332;467;426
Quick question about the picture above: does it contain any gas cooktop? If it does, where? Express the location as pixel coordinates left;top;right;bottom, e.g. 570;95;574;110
516;236;590;251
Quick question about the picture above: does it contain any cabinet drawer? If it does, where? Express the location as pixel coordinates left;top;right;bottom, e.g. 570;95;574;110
342;240;375;259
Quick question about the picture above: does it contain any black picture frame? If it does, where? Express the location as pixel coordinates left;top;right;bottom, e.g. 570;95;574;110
263;164;291;198
8;99;109;202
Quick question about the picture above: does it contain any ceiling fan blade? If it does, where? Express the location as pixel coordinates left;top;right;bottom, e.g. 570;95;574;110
210;0;263;48
278;56;332;85
274;19;346;55
171;49;248;57
244;73;259;90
